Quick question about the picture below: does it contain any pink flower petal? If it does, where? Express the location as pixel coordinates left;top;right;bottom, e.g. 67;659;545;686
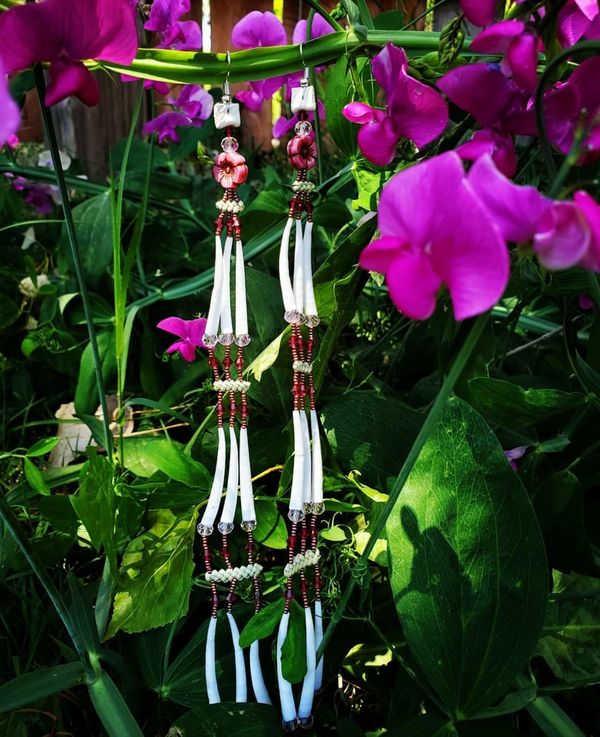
187;318;207;347
360;236;405;274
231;10;287;49
505;32;538;93
468;155;551;242
292;15;335;43
438;64;515;128
145;0;190;34
167;339;196;362
471;20;526;53
46;61;100;107
236;88;265;112
0;60;20;147
460;0;498;26
371;43;408;99
158;20;202;51
356;113;398;166
342;102;377;125
385;250;443;320
574;191;600;271
557;1;592;45
457;129;517;178
390;73;448;149
533;202;591;269
158;316;190;339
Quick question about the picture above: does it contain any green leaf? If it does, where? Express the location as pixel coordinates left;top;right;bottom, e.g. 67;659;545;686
239;598;285;648
388;715;458;737
71;451;116;556
122;437;210;488
106;509;196;636
532;472;595;575
322;391;422;493
352;160;385;211
535;571;600;687
0;662;85;711
325;56;359;156
74;329;116;417
87;669;144;737
254;500;288;549
0;294;20;329
469;378;584;427
60;193;113;287
320;525;347;542
26;436;60;457
282;599;307;683
386;398;547;720
24;458;50;495
173;703;281;736
525;693;586;737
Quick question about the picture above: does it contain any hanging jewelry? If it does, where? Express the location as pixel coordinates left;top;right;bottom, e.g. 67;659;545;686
276;57;324;731
197;59;271;708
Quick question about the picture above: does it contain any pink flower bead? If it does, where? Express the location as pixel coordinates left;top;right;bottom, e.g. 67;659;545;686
213;152;249;188
287;133;317;171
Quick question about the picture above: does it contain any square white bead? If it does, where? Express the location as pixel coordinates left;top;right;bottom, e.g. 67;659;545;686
291;85;316;113
214;102;241;129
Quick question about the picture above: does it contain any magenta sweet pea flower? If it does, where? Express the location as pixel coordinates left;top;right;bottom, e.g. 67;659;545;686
456;129;517;178
360;152;509;320
0;0;138;107
470;20;539;93
171;85;214;124
157;20;202;51
343;44;448;166
459;0;499;26
143;112;194;143
0;60;20;148
144;0;190;34
6;174;58;215
231;11;288;111
157;317;207;362
292;15;335;43
557;0;599;46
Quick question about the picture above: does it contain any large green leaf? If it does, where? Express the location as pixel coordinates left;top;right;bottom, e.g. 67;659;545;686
122;437;210;489
87;669;144;737
386;398;547;720
74;328;116;417
468;378;584;427
535;571;600;687
322;391;422;493
253;500;288;549
173;703;281;736
60;193;112;287
71;451;115;556
239;598;285;648
106;509;196;636
0;662;85;711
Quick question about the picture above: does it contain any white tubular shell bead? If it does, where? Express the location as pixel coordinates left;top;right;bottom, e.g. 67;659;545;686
302;220;318;320
219;427;239;531
289;410;305;517
314;600;324;691
239;427;256;526
226;611;248;703
292;218;305;317
277;611;298;728
310;409;323;508
205;234;225;340
199;426;227;532
250;640;272;705
205;616;220;704
279;217;299;321
219;235;234;341
300;411;312;510
298;606;317;723
234;238;249;337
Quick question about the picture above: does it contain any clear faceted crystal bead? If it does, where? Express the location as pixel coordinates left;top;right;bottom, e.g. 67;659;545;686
284;309;304;325
311;502;325;515
288;508;305;523
218;332;235;346
241;519;257;532
234;333;251;347
218;521;234;534
282;719;299;734
305;314;320;328
197;522;213;536
294;120;313;136
203;334;218;348
221;136;239;153
299;716;314;730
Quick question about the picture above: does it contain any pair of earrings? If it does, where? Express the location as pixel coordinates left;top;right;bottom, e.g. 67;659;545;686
197;61;324;730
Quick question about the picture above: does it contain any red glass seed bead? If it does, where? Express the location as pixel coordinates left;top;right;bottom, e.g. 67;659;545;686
246;541;255;553
209;356;219;370
300;526;309;540
287;535;297;548
223;355;232;369
300;580;308;593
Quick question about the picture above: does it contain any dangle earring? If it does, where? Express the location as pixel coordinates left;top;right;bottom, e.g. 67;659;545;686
276;54;325;731
198;57;271;708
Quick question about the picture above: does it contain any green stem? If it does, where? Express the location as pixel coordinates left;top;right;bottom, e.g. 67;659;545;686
356;0;374;29
33;66;112;455
306;10;324;186
303;0;345;32
402;0;450;31
317;312;489;659
112;86;144;459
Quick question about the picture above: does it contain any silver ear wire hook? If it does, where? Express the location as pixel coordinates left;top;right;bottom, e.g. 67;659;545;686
223;50;232;101
299;42;310;86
